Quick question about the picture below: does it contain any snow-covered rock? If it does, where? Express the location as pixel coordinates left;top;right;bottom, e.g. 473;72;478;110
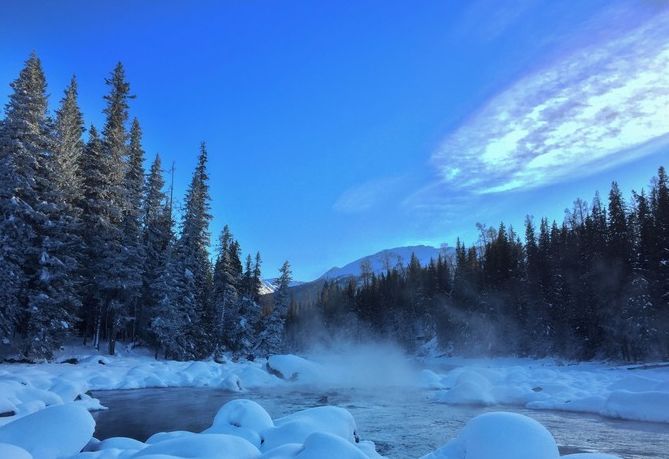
0;442;32;459
203;399;274;448
262;406;358;451
289;432;368;459
132;433;260;458
434;370;495;405
266;355;323;382
0;404;94;459
601;390;669;423
421;411;560;459
423;358;669;424
97;436;146;451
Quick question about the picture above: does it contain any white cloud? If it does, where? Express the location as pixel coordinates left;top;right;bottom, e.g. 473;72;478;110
333;176;404;214
433;8;669;194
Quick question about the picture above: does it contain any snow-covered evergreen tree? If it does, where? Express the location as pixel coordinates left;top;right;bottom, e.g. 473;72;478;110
258;261;292;356
139;154;172;348
151;143;212;360
252;252;262;303
0;250;21;349
211;225;239;352
123;118;146;341
79;126;117;349
100;62;141;355
53;76;85;205
0;53;79;358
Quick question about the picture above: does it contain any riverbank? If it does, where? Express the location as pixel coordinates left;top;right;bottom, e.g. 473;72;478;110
0;344;667;458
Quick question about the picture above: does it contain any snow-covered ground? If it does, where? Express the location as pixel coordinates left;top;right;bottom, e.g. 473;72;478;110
0;344;667;458
419;356;669;424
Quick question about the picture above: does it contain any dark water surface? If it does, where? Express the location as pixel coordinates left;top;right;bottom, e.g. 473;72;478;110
93;386;669;459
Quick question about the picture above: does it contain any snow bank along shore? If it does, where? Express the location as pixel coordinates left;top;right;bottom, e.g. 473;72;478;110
0;347;667;458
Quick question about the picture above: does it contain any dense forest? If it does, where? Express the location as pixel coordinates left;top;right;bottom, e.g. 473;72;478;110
0;54;292;361
289;172;669;362
2;54;667;364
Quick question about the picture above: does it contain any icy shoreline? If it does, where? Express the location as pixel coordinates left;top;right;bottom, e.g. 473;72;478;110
0;346;667;458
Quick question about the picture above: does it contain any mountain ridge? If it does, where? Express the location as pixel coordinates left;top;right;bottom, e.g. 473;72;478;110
319;244;454;281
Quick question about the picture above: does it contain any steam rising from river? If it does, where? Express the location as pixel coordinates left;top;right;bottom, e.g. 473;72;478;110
300;340;420;388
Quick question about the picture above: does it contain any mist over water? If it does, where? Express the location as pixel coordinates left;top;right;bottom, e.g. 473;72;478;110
300;340;422;388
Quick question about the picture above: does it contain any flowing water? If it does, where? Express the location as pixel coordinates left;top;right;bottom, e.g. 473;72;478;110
93;386;669;458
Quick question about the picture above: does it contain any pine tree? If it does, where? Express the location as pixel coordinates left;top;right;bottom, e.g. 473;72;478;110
252;252;263;303
123;118;146;341
524;216;546;348
100;62;139;355
211;225;239;352
139;154;172;348
53;75;85;205
258;261;292;356
79;125;117;349
242;254;254;297
0;255;21;346
0;53;78;358
52;75;87;331
152;143;212;360
607;182;632;270
235;251;265;356
653;167;669;349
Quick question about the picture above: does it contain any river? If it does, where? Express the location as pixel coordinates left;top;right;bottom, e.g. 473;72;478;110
92;386;669;458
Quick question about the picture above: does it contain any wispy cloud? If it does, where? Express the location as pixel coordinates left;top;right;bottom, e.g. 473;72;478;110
334;176;404;214
453;0;539;43
434;6;669;195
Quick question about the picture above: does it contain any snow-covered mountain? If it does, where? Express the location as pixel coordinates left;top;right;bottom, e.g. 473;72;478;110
319;244;454;281
259;278;305;295
259;245;453;296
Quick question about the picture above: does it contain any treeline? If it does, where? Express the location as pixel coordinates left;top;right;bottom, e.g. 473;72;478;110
0;53;292;361
292;171;669;361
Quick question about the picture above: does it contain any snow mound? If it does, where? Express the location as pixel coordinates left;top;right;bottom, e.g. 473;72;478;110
425;359;669;424
97;436;146;451
436;370;495;405
132;433;260;458
0;442;32;459
418;369;445;389
262;406;358;451
203;399;274;447
0;404;94;459
420;411;624;459
601;390;669;423
421;412;559;459
266;355;323;382
293;432;368;459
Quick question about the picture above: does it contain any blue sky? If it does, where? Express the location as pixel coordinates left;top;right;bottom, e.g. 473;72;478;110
2;1;668;280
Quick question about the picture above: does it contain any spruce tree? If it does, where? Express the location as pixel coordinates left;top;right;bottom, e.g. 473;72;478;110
242;254;254;297
123;118;146;341
252;252;263;303
79;125;117;349
152;143;212;360
100;62;139;355
53;75;85;205
258;261;292;356
0;53;78;358
211;225;239;352
139;154;172;347
653;167;669;327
